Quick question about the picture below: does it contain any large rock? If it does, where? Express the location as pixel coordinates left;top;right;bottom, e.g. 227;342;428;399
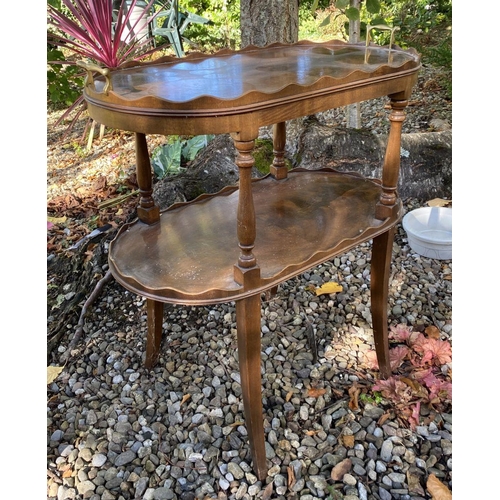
152;120;451;209
295;117;452;200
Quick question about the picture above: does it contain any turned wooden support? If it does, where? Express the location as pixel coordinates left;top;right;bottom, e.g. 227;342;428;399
270;122;288;179
135;133;160;224
231;133;261;287
376;99;408;220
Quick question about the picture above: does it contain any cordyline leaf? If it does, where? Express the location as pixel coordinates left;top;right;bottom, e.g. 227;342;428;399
47;0;161;69
427;473;452;500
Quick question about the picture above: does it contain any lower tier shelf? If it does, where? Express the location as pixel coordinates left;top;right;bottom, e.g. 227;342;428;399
109;168;402;304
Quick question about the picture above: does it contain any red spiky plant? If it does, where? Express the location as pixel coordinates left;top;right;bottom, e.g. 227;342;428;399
47;0;165;137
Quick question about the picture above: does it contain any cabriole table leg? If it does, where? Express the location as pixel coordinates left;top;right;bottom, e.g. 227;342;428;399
370;227;396;379
145;299;164;369
236;293;267;481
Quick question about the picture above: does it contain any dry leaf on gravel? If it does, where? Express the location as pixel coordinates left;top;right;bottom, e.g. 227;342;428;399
47;365;64;385
315;281;343;296
287;465;296;489
427;198;451;207
340;434;355;448
331;458;352;481
262;482;273;500
348;384;360;410
407;471;425;496
427;473;452;500
306;387;326;398
425;325;441;339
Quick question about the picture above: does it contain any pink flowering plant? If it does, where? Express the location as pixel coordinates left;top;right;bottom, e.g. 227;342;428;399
47;0;165;133
47;0;161;69
364;323;452;429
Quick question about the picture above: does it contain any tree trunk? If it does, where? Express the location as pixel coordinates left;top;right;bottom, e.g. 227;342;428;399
347;0;361;128
240;0;299;47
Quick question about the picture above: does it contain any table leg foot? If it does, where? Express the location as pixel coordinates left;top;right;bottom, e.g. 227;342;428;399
236;294;268;481
145;298;164;369
371;228;395;379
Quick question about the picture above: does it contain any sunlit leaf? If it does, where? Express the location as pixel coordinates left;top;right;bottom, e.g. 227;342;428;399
366;0;382;14
47;216;67;224
319;13;332;27
427;198;451;207
315;282;342;296
345;7;360;21
47;365;64;384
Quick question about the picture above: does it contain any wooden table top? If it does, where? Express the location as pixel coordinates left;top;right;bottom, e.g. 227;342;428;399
83;40;420;136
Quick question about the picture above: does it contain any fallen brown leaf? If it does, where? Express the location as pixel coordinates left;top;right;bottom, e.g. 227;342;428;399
305;429;321;436
427;198;451;207
62;468;73;478
348;384;360;410
262;481;273;500
427;473;452;500
180;394;191;406
407;471;425;496
340;434;355;448
306;387;326;398
287;465;296;489
425;325;441;339
331;458;352;481
377;411;392;426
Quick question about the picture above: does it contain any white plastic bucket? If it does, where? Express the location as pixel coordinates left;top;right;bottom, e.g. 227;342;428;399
402;206;452;260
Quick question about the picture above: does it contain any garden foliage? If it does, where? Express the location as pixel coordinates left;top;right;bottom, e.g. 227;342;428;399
365;323;452;429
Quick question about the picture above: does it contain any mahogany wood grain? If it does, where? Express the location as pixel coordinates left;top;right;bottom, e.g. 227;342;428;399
80;40;421;480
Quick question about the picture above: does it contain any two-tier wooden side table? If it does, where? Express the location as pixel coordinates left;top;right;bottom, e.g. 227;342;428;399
79;40;420;480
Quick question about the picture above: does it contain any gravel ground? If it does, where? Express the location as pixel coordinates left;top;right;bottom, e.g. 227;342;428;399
46;63;452;500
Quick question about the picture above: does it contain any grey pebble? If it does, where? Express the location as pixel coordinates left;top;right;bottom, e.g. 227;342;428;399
47;107;452;500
